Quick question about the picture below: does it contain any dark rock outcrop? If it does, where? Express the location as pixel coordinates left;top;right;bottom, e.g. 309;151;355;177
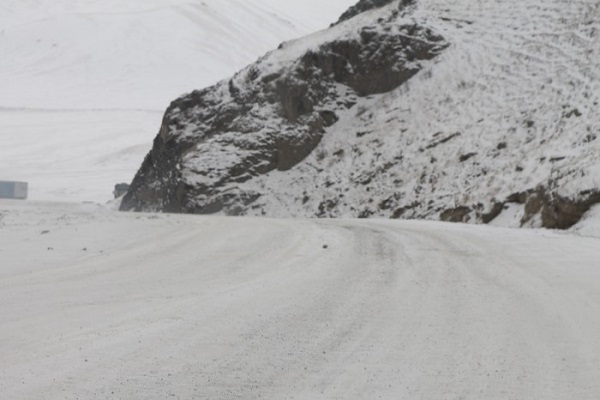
440;206;471;223
514;188;600;229
121;2;448;214
336;0;412;24
541;191;600;229
444;187;600;229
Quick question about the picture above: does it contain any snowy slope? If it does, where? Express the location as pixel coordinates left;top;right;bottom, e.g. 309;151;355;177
125;0;600;228
0;0;356;202
1;200;600;398
0;0;356;110
246;0;600;225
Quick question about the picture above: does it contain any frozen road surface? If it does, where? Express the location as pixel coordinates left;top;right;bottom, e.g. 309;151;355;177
1;201;599;399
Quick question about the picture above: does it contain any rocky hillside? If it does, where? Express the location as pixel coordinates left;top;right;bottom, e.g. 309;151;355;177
122;0;600;229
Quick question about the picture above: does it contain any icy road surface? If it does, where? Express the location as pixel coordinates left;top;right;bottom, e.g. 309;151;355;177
1;201;599;399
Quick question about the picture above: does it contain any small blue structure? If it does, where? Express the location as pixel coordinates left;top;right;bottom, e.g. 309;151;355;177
0;181;28;199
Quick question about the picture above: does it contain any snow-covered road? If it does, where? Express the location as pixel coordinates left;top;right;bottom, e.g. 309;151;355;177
1;201;599;398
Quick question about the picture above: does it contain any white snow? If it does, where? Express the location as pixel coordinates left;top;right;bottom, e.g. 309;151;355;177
1;200;599;398
488;203;526;228
0;0;356;202
572;204;600;237
0;0;356;110
0;110;161;201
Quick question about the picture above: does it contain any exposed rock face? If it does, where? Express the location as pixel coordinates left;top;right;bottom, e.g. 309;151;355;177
440;206;471;223
499;187;600;229
541;191;600;230
438;185;600;229
336;0;409;24
121;1;448;214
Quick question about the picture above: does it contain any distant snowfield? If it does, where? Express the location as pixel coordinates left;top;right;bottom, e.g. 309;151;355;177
0;0;355;201
1;200;599;398
0;0;355;110
0;110;159;201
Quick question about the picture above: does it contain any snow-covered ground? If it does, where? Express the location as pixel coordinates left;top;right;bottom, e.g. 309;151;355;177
1;200;599;398
0;0;355;202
